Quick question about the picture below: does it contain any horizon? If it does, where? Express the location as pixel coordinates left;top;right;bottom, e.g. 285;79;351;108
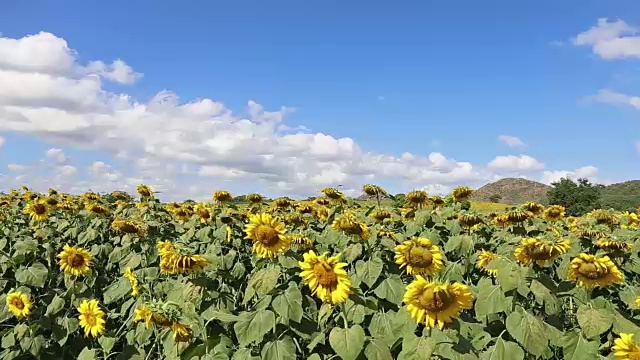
1;1;639;201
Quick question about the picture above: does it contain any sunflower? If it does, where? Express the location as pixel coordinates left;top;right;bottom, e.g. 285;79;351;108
57;202;76;211
194;203;211;223
401;207;416;220
134;306;154;327
521;201;545;215
620;212;640;230
363;184;387;197
567;253;624;289
295;203;314;214
23;199;51;221
157;241;209;274
124;267;140;297
77;299;106;337
314;206;329;222
291;234;313;250
135;184;152;198
476;251;500;276
543;205;565;221
458;212;483;227
403;277;474;329
493;214;510;227
612;333;640;359
285;213;305;225
320;188;345;201
588;209;616;225
246;193;264;203
636;296;640;308
331;213;370;240
505;208;533;223
171;322;191;341
111;218;145;236
85;203;109;216
213;190;233;203
58;244;92;276
377;228;397;240
226;226;233;243
244;213;290;258
22;191;39;201
451;186;474;202
514;238;570;266
166;202;182;212
48;188;58;195
370;209;392;222
595;238;631;252
82;192;101;202
299;251;351;304
6;291;32;318
172;206;192;222
274;197;292;208
110;191;131;201
430;196;445;208
44;196;59;207
406;190;429;208
314;197;331;206
395;238;445;276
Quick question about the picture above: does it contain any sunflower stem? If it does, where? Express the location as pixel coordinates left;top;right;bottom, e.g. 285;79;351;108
340;304;349;328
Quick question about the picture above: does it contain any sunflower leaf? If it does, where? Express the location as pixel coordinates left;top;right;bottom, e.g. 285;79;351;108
364;339;393;360
329;325;365;360
233;309;275;347
272;285;303;324
505;306;549;357
561;330;599;360
102;278;130;305
576;305;612;339
14;262;48;288
77;347;96;360
397;335;436;360
356;257;384;288
479;337;524;360
373;275;405;305
261;336;297;360
474;278;509;318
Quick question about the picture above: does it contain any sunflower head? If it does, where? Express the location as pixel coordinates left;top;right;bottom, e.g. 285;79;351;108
172;206;192;222
213;190;233;203
476;251;500;276
331;213;370;240
403;277;474;329
612;333;640;360
299;251;351;304
244;213;290;258
458;211;483;227
291;234;313;250
193;203;211;222
594;237;631;252
285;213;305;225
6;291;32;318
295;203;314;214
246;193;264;203
370;209;392;222
111;218;145;236
313;197;331;206
82;192;101;202
110;191;131;201
85;203;109;216
406;190;429;208
377;228;397;240
363;184;387;197
77;299;106;337
521;201;545;214
23;199;51;221
136;184;153;198
395;237;445;276
587;209;616;225
514;238;570;266
567;253;624;289
451;186;474;202
543;205;566;221
320;188;345;201
45;196;59;207
401;207;416;220
505;208;534;223
314;206;330;222
58;244;92;276
430;196;445;207
274;197;292;208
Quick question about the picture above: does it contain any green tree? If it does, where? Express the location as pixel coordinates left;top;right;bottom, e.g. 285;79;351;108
547;177;604;216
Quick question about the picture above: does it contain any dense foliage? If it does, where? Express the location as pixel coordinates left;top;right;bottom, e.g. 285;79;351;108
548;178;604;216
601;181;640;212
1;185;640;360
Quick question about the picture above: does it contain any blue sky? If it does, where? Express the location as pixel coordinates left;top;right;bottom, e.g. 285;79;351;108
0;0;639;199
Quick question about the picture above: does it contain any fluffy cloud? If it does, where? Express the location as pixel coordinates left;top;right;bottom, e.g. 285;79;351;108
7;164;28;172
0;136;4;148
45;148;68;164
574;18;640;59
586;89;640;109
540;166;599;185
82;59;142;85
497;135;526;148
487;155;545;171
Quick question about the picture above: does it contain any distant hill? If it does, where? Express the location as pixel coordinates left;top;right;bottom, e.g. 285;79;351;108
601;180;640;211
470;178;551;205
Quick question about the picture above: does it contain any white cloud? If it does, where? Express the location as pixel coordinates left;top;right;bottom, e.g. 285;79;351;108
56;165;77;177
497;135;526;148
45;148;67;164
7;164;28;172
487;155;545;171
82;59;142;84
586;89;640;109
574;18;640;59
540;165;599;184
0;136;4;148
0;32;75;74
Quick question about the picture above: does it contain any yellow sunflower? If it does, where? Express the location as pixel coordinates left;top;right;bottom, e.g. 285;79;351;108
403;276;474;329
320;188;345;201
395;237;445;276
171;322;191;341
77;299;106;338
521;201;545;215
213;190;233;203
363;184;387;197
110;191;131;201
194;203;211;223
244;213;290;258
157;242;209;275
172;206;192;222
291;234;313;250
246;193;264;203
458;212;483;227
543;205;565;221
406;190;429;208
274;197;292;208
514;238;570;266
6;291;32;318
595;238;631;252
58;244;92;276
476;251;500;276
299;251;351;304
567;253;624;289
111;218;145;236
136;184;153;197
636;295;640;309
377;228;397;240
612;333;640;359
331;213;370;240
451;186;474;202
23;199;51;221
225;226;233;242
44;196;59;207
81;192;101;202
85;203;109;216
370;209;392;222
124;267;140;297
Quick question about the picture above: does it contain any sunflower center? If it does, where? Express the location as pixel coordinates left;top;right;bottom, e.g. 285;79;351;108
577;263;603;279
11;299;24;310
33;204;47;215
46;198;58;206
528;245;553;260
198;209;210;219
69;253;86;268
120;223;139;234
255;225;281;246
419;289;455;312
407;246;433;267
83;312;97;326
312;262;338;287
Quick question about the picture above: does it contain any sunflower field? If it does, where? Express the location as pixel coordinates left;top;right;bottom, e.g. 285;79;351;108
1;184;640;360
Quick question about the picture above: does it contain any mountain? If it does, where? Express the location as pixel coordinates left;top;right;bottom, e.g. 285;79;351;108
601;180;640;211
470;178;551;205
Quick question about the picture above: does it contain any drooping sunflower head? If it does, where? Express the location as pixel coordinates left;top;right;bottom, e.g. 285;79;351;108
110;191;131;201
111;218;145;236
285;213;305;226
85;203;109;216
476;251;500;276
430;196;445;208
313;206;330;222
244;213;290;258
451;186;474;202
81;192;101;202
567;253;624;289
577;223;611;239
594;237;632;253
44;196;59;207
23;199;51;221
370;209;392;222
58;244;92;276
406;190;429;208
6;291;32;318
493;214;510;226
290;234;313;250
274;197;292;208
543;205;566;221
246;193;264;203
320;187;345;201
505;208;534;223
395;237;445;276
136;184;153;198
193;203;211;222
172;206;192;222
403;277;474;329
48;188;58;195
21;191;39;201
313;197;331;206
57;202;76;211
331;212;370;240
458;211;483;227
401;207;416;220
363;184;387;197
213;190;233;203
521;201;545;215
157;241;210;274
299;250;351;304
77;299;106;338
377;228;397;240
295;203;314;214
124;267;140;297
612;333;640;360
514;238;570;266
587;209;617;226
619;212;640;229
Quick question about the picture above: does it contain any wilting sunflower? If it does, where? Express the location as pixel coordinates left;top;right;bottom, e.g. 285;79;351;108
171;322;191;341
543;205;565;221
157;241;209;274
430;196;445;208
620;212;640;230
492;214;510;227
505;208;533;224
612;333;640;359
314;206;329;222
451;186;474;202
81;192;101;202
313;197;331;206
403;277;474;329
331;213;370;240
291;234;313;250
124;267;140;297
274;197;292;208
246;193;264;203
44;196;59;207
363;184;387;197
588;209;617;226
6;291;32;318
299;251;351;304
172;206;192;222
58;244;92;276
194;203;211;223
320;188;345;202
401;207;416;220
521;201;545;215
395;237;445;276
567;253;624;289
244;213;290;258
377;228;397;240
110;191;131;201
295;203;314;214
476;251;500;276
85;203;109;216
406;190;429;208
77;299;106;338
23;199;51;221
458;212;483;227
136;184;153;198
514;238;570;266
213;190;233;203
111;218;145;236
370;209;392;222
595;238;631;252
56;202;76;211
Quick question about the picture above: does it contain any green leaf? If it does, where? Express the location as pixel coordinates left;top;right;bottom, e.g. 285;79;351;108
14;262;48;288
261;336;297;360
561;330;599;360
479;337;524;360
103;278;130;304
243;267;280;304
612;310;640;334
444;235;462;253
233;309;275;347
13;239;38;255
343;244;363;263
231;348;260;360
329;325;366;360
474;278;509;317
505;306;549;357
202;307;239;323
529;280;560;315
77;347;96;360
364;339;393;360
46;295;65;317
397;335;436;360
576;305;612;339
356;257;384;288
369;311;400;347
373;275;405;305
19;335;45;357
272;284;303;323
487;259;527;293
98;336;116;353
